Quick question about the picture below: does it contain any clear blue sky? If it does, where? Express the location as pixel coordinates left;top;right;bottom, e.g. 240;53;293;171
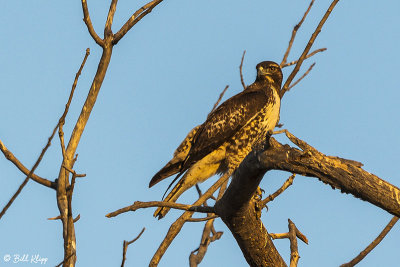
1;1;399;266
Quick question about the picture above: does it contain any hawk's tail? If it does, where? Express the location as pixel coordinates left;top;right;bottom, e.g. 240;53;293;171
153;177;189;219
149;162;181;188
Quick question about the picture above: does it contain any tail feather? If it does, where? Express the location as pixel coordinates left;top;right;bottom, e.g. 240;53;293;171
149;161;181;188
154;177;188;219
154;159;224;219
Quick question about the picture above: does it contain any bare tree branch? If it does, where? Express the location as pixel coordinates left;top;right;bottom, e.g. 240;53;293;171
0;45;89;222
209;85;229;114
48;214;81;223
262;174;295;207
113;0;164;44
286;63;315;92
0;140;55;188
280;0;315;67
121;228;146;267
186;215;219;222
281;0;340;98
107;201;215;218
282;48;326;68
288;219;300;267
189;218;223;267
55;253;76;267
105;0;119;34
261;132;400;217
81;0;104;46
239;50;246;89
340;216;399;267
149;172;232;266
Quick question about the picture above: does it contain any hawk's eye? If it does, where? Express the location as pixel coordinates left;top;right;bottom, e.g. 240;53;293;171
268;66;277;72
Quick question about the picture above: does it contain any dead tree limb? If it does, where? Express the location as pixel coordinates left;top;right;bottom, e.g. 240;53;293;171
281;0;315;67
121;228;146;267
262;174;295;206
53;1;165;265
189;218;223;267
239;50;246;89
0;140;55;188
340;216;399;267
281;0;339;98
211;129;399;266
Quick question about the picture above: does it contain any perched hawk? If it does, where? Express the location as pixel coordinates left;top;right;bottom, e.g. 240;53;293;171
149;61;283;219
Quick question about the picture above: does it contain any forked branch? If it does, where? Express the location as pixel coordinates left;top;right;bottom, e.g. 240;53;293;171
121;228;146;267
281;0;315;67
113;0;164;44
281;0;340;97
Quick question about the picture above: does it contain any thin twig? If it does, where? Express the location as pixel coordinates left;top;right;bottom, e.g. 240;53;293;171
59;48;90;158
106;201;215;218
48;214;80;223
0;62;92;217
209;85;229;115
282;48;326;68
113;0;164;44
81;0;104;46
239;50;246;89
262;174;295;206
0;140;55;188
280;0;315;67
62;165;86;178
189;218;223;267
195;184;203;198
340;216;399;267
281;0;340;98
186;215;219;222
0;129;60;219
286;63;315;91
121;228;146;267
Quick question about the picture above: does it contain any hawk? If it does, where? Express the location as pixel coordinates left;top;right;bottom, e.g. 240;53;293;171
149;61;283;219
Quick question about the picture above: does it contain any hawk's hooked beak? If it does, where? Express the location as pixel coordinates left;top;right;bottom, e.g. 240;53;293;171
257;67;271;79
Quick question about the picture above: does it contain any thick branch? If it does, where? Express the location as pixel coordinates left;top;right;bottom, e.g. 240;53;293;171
214;151;287;267
211;128;399;266
259;135;400;217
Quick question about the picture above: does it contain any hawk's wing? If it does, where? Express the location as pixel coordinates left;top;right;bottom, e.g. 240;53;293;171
149;125;201;187
182;89;270;169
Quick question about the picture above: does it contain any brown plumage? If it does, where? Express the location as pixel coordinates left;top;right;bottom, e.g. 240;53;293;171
150;61;283;219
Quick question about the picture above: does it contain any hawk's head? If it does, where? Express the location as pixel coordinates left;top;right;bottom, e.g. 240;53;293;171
256;61;283;87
